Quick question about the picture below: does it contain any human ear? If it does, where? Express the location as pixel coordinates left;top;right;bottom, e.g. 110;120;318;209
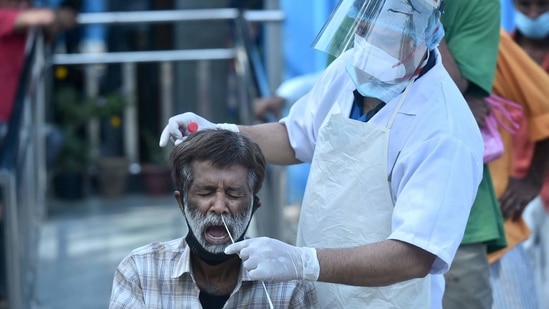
252;195;261;213
174;191;185;213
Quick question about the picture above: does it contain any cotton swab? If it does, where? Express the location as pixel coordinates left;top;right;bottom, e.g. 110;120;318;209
221;214;274;309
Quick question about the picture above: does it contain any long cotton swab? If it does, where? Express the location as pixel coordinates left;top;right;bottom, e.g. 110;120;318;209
221;214;274;309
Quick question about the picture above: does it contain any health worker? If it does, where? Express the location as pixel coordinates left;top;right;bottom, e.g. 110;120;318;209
159;0;484;308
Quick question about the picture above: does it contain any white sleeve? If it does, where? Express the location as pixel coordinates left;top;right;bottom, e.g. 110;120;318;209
280;54;355;163
279;90;318;163
389;134;482;274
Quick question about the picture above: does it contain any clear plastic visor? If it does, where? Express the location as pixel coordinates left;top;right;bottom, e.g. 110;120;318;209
312;0;437;75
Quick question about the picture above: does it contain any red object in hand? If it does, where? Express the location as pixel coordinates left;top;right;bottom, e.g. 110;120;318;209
187;121;198;133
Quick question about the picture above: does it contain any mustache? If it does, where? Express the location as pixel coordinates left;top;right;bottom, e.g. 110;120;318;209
190;210;248;234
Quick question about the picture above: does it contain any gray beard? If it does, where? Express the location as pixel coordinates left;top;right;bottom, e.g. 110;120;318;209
184;199;253;254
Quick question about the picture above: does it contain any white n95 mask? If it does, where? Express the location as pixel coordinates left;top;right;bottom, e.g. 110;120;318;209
346;35;410;102
350;35;406;83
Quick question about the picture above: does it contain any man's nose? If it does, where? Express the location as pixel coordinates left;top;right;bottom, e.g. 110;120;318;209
210;192;228;213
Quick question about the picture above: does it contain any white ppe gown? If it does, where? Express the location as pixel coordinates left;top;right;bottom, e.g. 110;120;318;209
297;83;431;308
281;48;484;308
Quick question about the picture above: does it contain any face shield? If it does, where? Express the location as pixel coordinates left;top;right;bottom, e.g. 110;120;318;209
313;0;444;87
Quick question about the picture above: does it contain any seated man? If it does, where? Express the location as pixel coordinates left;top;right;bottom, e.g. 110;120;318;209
109;129;318;309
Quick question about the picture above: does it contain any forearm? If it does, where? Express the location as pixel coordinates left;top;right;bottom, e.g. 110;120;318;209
238;122;300;165
13;8;77;33
14;9;55;31
316;240;435;286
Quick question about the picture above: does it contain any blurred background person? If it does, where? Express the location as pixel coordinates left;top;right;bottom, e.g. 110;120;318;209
485;27;549;309
0;0;77;140
0;1;77;307
441;1;549;308
437;1;505;308
507;0;549;307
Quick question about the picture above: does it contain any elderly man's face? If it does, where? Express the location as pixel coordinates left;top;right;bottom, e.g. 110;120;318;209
183;160;253;254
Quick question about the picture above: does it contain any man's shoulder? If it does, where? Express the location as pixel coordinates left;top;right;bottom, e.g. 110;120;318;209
401;61;483;149
128;237;186;258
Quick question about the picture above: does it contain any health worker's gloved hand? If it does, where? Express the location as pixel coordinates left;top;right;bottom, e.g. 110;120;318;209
225;237;320;282
158;112;238;146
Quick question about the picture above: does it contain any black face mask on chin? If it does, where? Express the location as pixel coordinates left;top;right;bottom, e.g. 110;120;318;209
185;196;261;266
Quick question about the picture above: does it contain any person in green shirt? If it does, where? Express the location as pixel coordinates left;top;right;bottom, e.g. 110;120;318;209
438;0;506;308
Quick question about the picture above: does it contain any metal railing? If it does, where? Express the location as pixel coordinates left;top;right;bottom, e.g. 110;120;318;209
1;8;287;309
0;30;47;309
50;9;285;238
232;13;285;239
51;8;284;166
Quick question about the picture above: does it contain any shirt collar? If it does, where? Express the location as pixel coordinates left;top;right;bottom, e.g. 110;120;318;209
416;49;436;80
170;238;253;282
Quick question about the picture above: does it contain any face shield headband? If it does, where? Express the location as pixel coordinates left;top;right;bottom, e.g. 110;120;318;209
311;0;443;101
311;0;444;65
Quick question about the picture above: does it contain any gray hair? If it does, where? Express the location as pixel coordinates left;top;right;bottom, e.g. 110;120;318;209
170;129;266;198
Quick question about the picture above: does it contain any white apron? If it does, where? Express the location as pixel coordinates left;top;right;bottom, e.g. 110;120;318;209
296;84;431;308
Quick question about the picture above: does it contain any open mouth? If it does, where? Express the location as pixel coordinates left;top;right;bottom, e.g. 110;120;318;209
204;225;231;245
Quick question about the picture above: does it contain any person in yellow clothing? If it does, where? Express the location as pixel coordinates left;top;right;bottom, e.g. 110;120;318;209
487;29;549;308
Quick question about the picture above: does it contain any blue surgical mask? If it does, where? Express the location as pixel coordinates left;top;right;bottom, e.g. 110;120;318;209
515;10;549;39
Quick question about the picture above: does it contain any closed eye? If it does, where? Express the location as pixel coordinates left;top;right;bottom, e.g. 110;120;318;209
226;190;246;199
196;191;214;197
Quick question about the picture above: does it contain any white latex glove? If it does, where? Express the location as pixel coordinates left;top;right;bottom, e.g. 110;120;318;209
158;112;238;146
225;237;320;282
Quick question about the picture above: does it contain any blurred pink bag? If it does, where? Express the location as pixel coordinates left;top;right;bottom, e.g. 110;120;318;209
481;94;523;163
